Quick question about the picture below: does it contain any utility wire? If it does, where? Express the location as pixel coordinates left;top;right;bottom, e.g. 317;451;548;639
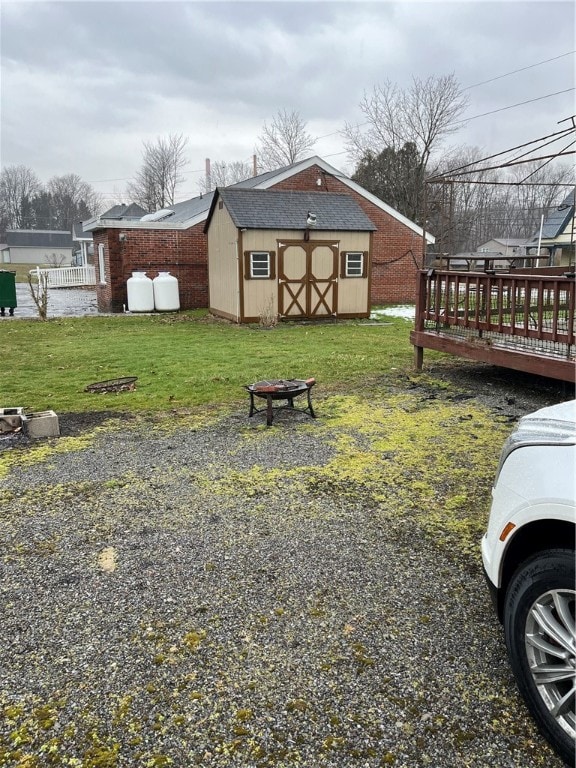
449;89;575;126
463;50;575;90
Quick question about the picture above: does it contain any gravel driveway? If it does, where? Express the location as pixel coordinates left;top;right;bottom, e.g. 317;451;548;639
0;364;570;767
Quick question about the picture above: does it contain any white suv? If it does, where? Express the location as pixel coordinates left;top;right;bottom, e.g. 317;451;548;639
482;399;576;765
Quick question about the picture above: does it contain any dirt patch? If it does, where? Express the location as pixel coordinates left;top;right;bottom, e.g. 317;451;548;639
415;359;572;420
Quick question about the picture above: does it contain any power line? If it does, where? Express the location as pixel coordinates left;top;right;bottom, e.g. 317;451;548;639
449;88;575;126
463;50;576;90
313;53;576;145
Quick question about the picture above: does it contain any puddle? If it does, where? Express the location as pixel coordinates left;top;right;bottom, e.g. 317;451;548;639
1;284;98;319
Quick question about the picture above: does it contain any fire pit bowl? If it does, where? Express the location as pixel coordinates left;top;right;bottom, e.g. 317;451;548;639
244;378;316;426
85;376;138;394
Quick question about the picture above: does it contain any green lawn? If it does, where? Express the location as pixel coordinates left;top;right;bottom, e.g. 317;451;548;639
1;263;36;283
0;312;421;414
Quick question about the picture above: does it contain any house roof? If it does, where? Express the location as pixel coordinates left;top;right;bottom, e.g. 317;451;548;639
480;238;531;248
535;190;575;240
210;188;377;232
73;221;93;241
100;203;149;219
6;230;73;248
83;155;434;242
83;202;150;231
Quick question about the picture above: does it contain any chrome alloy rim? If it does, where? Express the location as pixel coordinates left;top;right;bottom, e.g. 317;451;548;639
525;589;576;740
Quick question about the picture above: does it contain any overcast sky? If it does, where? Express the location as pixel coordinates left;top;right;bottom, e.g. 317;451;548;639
1;0;574;207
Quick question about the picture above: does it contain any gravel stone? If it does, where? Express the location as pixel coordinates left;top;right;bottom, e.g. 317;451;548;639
0;363;569;767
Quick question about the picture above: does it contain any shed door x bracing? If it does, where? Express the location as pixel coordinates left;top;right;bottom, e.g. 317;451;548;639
278;241;339;318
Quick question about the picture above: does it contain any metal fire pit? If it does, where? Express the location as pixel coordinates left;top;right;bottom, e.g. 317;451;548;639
85;377;138;394
244;378;316;426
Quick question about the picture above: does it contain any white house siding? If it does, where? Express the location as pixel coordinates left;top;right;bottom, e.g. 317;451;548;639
5;246;73;266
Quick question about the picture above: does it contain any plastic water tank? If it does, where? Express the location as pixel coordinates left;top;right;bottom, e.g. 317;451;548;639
127;271;154;312
153;271;180;311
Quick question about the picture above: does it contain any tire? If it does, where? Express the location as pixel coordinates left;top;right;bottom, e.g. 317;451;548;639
504;549;575;766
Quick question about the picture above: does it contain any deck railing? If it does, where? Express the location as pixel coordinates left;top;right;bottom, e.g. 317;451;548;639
411;269;575;381
29;265;96;288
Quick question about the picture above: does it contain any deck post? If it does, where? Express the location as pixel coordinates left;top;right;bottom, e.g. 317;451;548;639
414;344;424;371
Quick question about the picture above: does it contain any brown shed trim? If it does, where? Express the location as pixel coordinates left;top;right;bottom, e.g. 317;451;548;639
339;250;368;279
243;250;277;280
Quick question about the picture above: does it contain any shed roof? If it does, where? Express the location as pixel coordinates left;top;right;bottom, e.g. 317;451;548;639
6;230;73;248
211;189;377;232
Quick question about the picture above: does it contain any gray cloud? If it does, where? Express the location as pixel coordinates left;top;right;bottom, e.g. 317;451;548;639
1;1;574;205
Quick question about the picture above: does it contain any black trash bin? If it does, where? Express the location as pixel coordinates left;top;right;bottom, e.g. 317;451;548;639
0;270;17;316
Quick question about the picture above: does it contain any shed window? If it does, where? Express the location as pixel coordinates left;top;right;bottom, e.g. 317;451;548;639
341;251;367;278
244;251;276;280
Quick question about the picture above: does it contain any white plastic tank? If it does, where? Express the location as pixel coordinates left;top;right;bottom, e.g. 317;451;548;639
153;271;180;311
127;271;154;312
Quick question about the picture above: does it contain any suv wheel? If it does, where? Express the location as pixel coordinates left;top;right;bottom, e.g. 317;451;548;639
504;549;575;765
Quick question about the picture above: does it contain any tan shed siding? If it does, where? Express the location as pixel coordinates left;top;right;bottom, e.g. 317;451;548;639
241;231;285;320
336;232;371;315
208;205;239;318
241;228;371;319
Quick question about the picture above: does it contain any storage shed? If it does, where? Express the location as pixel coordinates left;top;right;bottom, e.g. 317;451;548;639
205;188;377;323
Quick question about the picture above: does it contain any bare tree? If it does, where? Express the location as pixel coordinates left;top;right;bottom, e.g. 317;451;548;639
198;160;253;195
46;173;103;230
345;75;469;168
255;110;316;172
27;269;49;320
128;134;189;211
0;164;42;231
346;75;468;230
503;161;575;236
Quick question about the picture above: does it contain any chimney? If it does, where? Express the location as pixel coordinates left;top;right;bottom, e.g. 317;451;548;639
253;154;258;177
205;158;211;192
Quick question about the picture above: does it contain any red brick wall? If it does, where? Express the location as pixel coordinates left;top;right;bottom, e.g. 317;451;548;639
93;223;207;312
94;164;425;312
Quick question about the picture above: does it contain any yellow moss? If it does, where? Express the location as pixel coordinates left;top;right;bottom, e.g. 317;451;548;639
0;421;123;479
193;389;509;560
182;630;206;651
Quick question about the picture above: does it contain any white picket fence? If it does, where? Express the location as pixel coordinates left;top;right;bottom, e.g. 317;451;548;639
29;265;96;288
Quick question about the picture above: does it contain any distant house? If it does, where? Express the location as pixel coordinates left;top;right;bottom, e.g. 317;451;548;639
1;230;73;266
476;237;530;257
529;191;575;266
84;156;434;314
206;188;376;322
72;221;93;266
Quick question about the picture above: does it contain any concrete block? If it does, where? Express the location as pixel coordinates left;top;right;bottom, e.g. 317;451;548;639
0;407;24;433
24;410;60;438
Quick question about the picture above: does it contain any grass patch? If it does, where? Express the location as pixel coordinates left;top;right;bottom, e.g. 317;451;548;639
2;262;39;283
0;313;422;414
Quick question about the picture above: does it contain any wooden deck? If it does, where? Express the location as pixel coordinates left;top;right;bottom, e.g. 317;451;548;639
410;268;576;382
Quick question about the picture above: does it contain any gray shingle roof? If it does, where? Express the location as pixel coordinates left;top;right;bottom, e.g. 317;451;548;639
155;192;215;224
101;203;149;219
538;191;575;240
216;189;376;231
6;230;73;248
73;221;93;240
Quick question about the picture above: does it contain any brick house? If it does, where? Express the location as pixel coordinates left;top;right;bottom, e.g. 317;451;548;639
83;156;434;314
